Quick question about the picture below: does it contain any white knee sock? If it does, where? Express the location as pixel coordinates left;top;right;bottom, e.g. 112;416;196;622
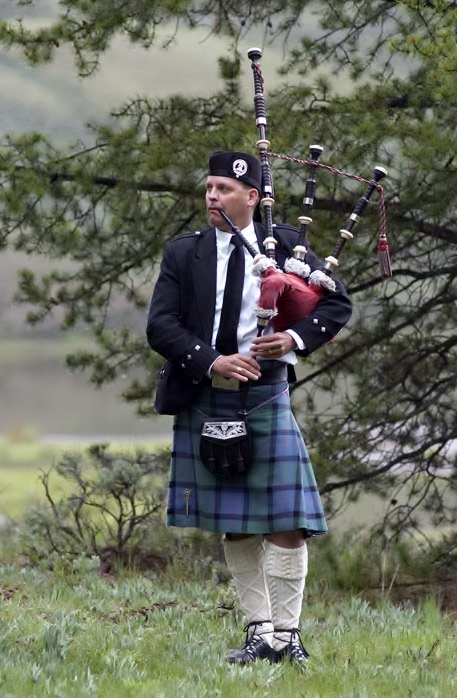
265;541;308;651
223;535;274;643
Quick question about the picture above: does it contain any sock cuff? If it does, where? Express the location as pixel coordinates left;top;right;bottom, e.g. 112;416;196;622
265;541;308;579
223;535;265;574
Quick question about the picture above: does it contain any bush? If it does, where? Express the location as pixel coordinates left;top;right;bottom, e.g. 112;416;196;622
20;444;171;570
18;444;225;577
309;527;436;602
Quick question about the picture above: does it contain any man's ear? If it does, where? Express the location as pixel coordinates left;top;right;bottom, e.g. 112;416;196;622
248;188;260;208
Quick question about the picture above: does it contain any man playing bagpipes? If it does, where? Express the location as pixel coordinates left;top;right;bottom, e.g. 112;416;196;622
146;148;352;665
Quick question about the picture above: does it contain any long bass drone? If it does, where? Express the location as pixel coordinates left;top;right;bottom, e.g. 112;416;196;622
220;48;392;335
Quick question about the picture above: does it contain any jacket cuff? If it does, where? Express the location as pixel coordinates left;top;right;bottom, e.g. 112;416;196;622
176;341;219;381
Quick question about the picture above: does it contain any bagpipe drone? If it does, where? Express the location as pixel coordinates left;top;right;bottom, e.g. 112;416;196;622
219;48;392;335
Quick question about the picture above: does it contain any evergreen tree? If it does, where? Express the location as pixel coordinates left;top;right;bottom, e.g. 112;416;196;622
1;1;457;546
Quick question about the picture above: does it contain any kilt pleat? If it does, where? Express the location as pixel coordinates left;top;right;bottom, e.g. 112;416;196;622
167;381;328;536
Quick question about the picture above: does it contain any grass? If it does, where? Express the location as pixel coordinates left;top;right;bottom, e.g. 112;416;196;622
0;442;455;697
0;436;60;518
0;561;455;698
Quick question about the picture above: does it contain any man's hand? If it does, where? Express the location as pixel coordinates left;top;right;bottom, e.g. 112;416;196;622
250;332;297;359
212;354;262;382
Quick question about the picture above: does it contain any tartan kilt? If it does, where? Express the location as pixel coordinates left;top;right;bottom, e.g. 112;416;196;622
167;381;328;536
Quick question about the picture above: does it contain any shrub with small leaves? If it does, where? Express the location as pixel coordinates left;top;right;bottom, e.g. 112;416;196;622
20;444;171;571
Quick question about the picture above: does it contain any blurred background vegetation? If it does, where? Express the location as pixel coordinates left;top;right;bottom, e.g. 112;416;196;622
0;5;236;440
0;2;301;441
1;1;457;600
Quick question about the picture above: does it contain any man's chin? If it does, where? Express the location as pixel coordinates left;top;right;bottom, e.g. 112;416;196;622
208;210;225;227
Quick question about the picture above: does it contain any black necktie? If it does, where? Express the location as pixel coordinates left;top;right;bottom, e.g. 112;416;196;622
215;235;245;355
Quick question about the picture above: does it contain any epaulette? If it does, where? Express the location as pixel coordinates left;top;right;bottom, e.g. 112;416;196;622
257;221;301;236
168;227;212;243
272;222;301;234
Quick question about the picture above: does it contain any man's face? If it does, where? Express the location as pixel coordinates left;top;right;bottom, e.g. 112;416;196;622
206;176;259;231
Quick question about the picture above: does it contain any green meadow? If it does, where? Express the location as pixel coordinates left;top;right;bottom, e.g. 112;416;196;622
0;429;455;698
0;434;455;697
0;560;455;698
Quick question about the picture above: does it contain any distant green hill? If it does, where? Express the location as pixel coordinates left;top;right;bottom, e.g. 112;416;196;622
0;6;294;141
0;0;56;20
0;36;289;139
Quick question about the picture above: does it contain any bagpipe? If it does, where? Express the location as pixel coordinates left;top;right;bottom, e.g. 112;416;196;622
220;47;392;335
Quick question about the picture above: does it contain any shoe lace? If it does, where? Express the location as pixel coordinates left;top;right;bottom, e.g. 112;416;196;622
242;621;270;657
275;627;310;660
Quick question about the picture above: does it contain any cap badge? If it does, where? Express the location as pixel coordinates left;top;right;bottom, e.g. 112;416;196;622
232;159;248;178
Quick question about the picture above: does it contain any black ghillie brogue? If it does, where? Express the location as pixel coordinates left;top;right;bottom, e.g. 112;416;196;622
227;621;274;665
270;628;310;665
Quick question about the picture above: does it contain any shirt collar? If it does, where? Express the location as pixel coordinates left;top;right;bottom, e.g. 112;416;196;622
215;222;256;251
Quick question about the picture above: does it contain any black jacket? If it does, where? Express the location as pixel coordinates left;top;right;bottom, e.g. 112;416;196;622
146;222;352;414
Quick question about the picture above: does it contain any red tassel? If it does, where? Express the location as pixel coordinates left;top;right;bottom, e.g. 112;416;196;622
378;234;392;278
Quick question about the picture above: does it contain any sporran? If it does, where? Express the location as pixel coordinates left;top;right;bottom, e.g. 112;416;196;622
200;416;252;480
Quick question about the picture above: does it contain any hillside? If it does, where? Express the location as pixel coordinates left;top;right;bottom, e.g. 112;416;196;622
0;5;291;141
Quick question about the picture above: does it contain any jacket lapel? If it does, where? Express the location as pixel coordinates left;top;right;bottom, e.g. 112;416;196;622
254;222;266;255
192;229;217;342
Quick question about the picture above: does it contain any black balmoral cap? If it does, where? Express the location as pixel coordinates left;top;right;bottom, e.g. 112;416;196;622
208;150;262;191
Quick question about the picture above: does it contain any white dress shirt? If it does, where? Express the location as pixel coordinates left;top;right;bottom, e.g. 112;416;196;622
211;223;303;364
